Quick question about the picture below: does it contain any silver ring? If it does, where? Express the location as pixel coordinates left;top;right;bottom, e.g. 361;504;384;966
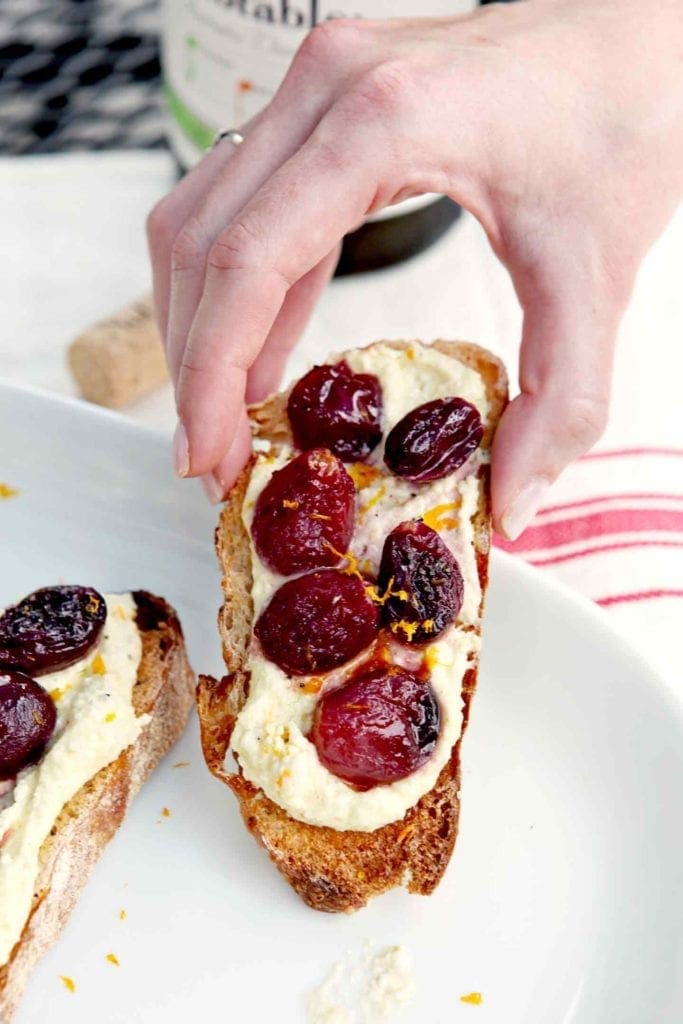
212;128;245;150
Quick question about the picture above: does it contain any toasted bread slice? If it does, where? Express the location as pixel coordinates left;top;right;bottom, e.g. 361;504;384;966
198;340;507;912
0;591;195;1021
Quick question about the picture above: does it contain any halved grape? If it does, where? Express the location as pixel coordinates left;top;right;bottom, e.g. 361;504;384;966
0;586;107;676
311;663;439;788
0;671;57;779
287;360;383;461
378;520;463;644
254;569;379;676
251;449;355;575
384;397;483;482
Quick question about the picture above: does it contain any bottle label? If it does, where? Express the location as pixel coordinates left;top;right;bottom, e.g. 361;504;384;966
162;0;477;169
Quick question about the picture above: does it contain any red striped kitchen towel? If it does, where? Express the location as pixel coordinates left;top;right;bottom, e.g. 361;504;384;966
494;447;683;684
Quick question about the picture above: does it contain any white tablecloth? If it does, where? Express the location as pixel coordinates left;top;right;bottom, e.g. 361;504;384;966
1;152;681;686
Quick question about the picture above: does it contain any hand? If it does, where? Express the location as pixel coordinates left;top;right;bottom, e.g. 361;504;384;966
147;0;683;538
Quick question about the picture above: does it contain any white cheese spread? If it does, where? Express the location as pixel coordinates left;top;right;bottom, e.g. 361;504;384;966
0;592;144;966
231;343;489;832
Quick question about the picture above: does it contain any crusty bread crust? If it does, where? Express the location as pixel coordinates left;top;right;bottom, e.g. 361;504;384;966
0;592;195;1022
198;340;508;913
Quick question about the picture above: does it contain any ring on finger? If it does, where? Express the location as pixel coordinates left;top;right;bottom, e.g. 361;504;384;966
212;128;245;149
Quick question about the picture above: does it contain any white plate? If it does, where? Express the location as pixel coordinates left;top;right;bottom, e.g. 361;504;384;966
2;380;682;1024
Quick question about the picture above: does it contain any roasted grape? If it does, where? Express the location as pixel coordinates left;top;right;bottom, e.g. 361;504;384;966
254;569;379;676
287;360;383;461
0;586;107;676
0;671;57;779
384;397;483;482
378;520;463;644
312;663;439;788
251;449;355;575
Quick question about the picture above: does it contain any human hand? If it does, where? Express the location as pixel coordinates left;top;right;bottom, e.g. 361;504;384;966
147;0;683;538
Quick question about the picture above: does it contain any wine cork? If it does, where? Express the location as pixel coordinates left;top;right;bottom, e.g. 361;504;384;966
67;296;168;408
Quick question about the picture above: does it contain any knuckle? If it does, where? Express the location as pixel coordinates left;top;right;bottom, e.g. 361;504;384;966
207;220;264;274
353;60;416;119
170;217;206;274
562;391;608;450
295;19;360;71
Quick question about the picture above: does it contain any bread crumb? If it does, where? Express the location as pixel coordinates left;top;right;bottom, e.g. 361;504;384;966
59;975;76;993
460;992;483;1006
0;483;19;499
119;908;126;921
91;653;107;676
106;953;120;967
308;943;414;1024
172;761;190;768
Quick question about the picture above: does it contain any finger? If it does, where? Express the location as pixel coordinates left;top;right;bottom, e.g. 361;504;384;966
175;96;390;476
164;20;383;387
245;245;341;404
200;408;253;504
146;128;258;339
491;262;622;540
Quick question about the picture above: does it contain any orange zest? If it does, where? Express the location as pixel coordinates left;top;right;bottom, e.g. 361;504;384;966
310;511;331;521
390;620;419;642
90;653;106;676
366;576;409;606
460;992;483;1006
358;483;385;516
59;976;76;993
422;501;461;532
104;712;117;723
300;677;323;695
0;482;19;499
346;463;382;490
323;543;364;581
282;498;299;509
105;953;120;967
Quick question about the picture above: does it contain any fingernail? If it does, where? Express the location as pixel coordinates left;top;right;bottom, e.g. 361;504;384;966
500;477;552;541
172;421;190;478
201;472;224;505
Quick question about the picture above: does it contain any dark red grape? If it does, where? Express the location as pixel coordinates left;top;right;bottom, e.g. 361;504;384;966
0;586;107;676
311;663;439;788
254;569;379;676
287;360;383;461
0;671;57;779
384;397;483;482
251;449;355;575
378;520;463;644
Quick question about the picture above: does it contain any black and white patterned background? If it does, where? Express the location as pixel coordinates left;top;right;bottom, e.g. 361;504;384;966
0;0;163;154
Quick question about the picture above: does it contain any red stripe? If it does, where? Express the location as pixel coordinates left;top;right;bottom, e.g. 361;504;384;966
496;508;683;553
581;447;683;461
596;589;683;607
527;538;683;567
538;492;683;516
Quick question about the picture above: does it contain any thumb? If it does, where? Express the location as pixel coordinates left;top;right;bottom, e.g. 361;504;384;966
491;266;623;540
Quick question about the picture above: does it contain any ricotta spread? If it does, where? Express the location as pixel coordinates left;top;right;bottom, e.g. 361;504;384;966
231;343;489;832
0;592;144;966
